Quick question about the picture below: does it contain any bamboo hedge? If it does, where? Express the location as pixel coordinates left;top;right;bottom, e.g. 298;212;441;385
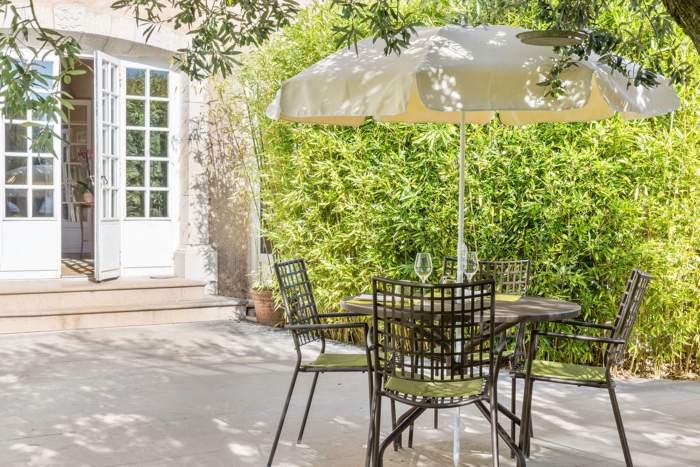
234;3;700;377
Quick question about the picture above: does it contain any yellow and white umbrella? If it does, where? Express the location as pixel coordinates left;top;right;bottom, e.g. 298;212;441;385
267;24;679;283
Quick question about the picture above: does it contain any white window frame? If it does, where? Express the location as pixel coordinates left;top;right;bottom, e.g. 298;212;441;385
0;55;61;222
122;62;173;220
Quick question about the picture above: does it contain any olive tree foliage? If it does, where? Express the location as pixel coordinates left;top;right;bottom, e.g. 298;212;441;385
0;0;698;152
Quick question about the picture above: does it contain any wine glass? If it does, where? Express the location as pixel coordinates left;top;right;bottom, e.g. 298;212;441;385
463;251;479;282
414;253;433;284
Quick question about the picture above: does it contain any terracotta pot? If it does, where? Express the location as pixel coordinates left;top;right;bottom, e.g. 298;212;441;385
251;288;284;326
82;191;94;204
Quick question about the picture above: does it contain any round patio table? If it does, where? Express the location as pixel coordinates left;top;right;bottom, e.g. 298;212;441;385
341;294;581;326
341;294;581;467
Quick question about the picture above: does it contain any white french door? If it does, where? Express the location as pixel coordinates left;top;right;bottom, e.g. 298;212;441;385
93;51;123;281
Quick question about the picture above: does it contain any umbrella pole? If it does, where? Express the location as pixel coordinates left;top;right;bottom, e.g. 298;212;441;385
457;111;466;281
453;111;466;467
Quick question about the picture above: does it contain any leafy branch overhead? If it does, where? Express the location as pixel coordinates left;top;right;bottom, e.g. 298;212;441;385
0;0;699;151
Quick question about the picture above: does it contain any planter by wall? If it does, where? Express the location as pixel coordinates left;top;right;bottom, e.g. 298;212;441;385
250;288;284;326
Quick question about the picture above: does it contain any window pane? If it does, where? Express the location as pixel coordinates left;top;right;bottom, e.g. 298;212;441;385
69;105;87;122
30;60;54;89
150;101;168;127
5;123;27;152
149;131;168;158
32;189;54;217
150;70;169;97
126;130;145;157
126;68;145;95
126;160;145;187
31;126;53;154
126;99;145;126
126;190;145;217
32;157;54;185
150;161;168;187
5;156;27;185
5;189;28;217
150;191;168;217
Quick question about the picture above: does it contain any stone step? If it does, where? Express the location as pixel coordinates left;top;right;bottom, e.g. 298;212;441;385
0;296;247;334
0;277;208;313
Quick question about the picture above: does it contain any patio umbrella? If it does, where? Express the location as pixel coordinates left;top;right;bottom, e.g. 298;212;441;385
266;24;679;282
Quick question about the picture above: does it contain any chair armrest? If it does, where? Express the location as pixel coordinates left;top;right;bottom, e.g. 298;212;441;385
318;312;368;320
287;322;368;332
557;319;614;330
534;330;625;345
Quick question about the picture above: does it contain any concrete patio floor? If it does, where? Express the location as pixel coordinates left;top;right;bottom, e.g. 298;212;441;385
1;320;699;466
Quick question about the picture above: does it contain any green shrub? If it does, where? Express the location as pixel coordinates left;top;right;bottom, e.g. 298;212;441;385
235;3;700;377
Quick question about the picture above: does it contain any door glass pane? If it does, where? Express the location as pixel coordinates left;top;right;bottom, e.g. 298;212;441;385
126;190;145;217
32;157;54;185
111;188;118;217
126;99;145;126
149;131;168;158
149;191;168;217
5;124;27;152
150;70;168;97
32;189;54;217
126;68;146;95
150;161;168;187
5;156;28;184
111;127;118;156
127;130;145;156
149;101;168;127
126;160;145;186
5;189;28;217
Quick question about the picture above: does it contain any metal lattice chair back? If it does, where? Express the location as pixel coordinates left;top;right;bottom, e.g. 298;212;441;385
606;269;652;366
273;259;322;347
372;277;496;406
442;257;530;296
478;260;530;295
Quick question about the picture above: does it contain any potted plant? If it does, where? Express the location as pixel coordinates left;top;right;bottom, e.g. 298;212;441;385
250;280;284;327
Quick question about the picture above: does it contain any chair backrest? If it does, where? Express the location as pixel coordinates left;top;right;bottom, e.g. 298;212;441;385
273;258;322;348
442;256;530;295
478;260;531;295
371;277;497;394
606;269;652;366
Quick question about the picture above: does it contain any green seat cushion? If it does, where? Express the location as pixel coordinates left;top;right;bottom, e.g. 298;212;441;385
385;376;486;398
303;353;369;369
530;360;606;383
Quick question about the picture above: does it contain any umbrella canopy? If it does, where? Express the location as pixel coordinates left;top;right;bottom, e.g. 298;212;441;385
266;24;679;284
267;24;679;126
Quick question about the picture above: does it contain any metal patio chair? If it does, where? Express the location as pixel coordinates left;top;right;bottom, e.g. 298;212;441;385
518;269;652;466
368;277;524;467
268;258;373;467
443;256;532;445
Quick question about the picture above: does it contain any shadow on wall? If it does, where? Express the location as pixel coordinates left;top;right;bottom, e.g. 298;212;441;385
190;85;254;299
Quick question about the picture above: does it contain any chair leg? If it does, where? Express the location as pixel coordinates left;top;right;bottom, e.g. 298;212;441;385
390;400;400;450
365;369;374;467
518;378;534;458
296;372;319;444
510;375;516;458
490;383;500;467
372;394;383;467
408;422;414;448
267;367;300;467
609;384;634;467
434;408;439;429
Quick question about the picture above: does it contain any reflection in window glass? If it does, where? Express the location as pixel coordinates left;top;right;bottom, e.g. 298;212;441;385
126;99;145;126
5;189;28;217
150;161;168;187
32;157;53;185
126;130;145;157
5;124;27;152
126;68;146;95
149;131;168;158
150;191;168;217
150;70;169;97
30;60;54;89
5;157;27;185
32;189;53;217
150;101;168;127
126;191;145;217
126;160;145;187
